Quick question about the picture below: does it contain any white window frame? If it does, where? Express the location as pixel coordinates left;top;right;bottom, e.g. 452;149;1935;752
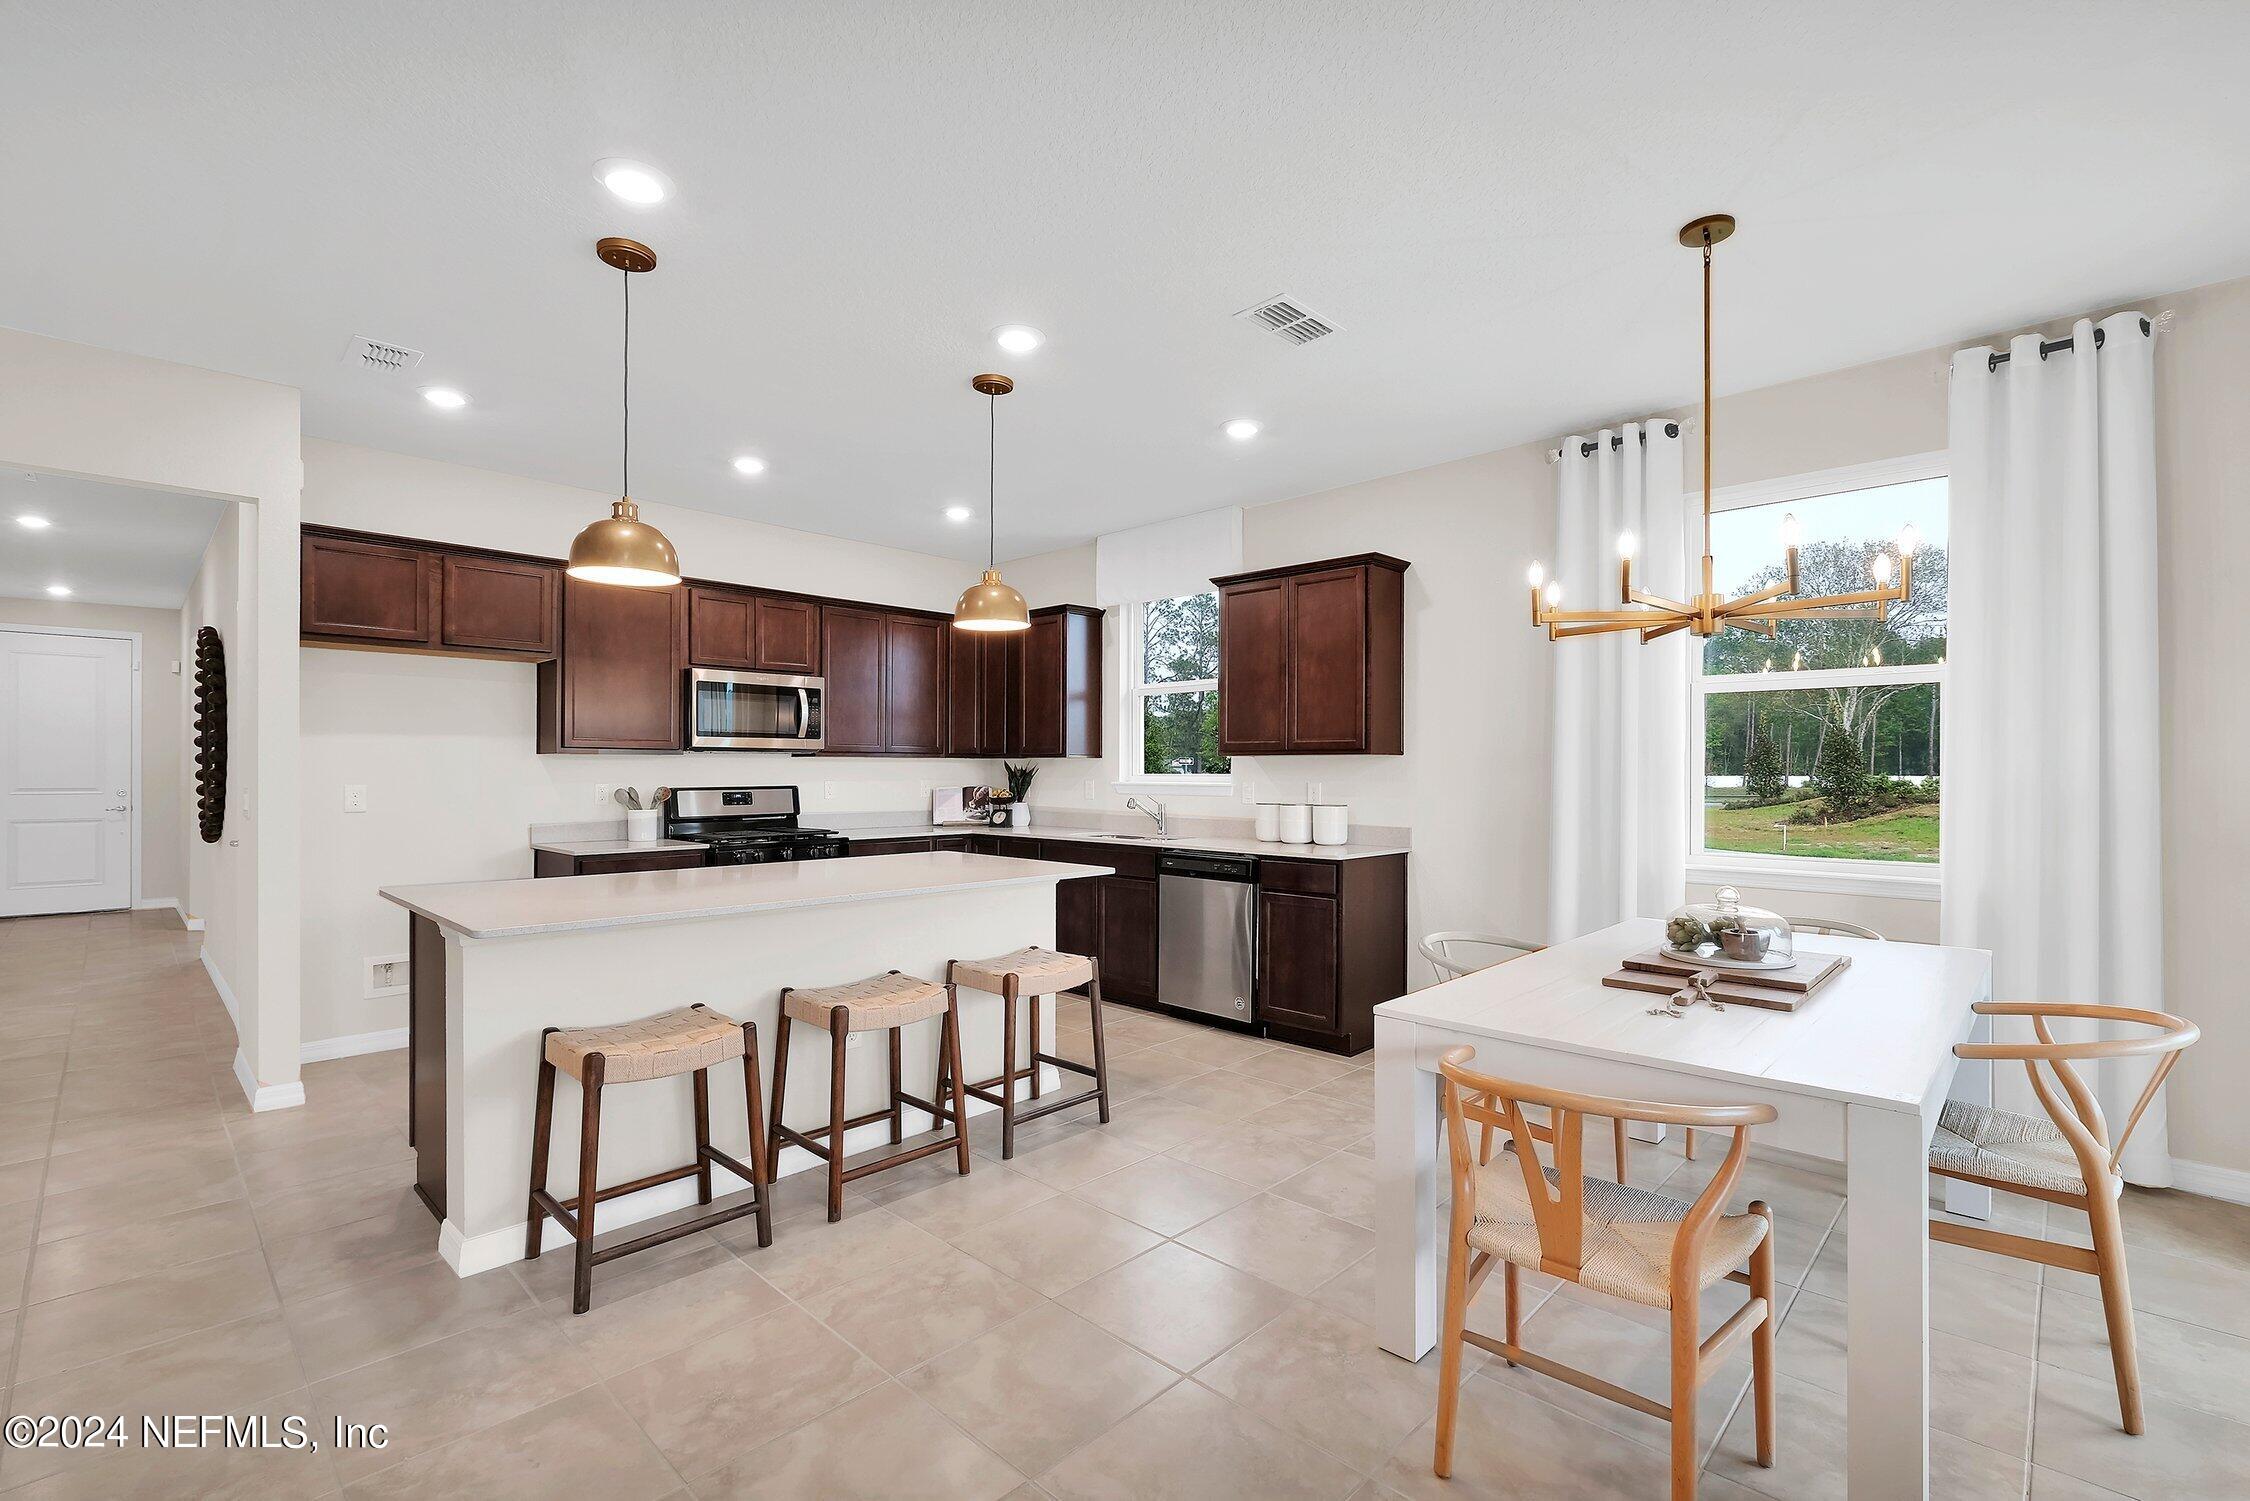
1114;594;1234;795
1686;453;1948;900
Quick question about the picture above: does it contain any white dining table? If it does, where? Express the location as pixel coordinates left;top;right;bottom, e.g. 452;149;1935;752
1373;918;1993;1498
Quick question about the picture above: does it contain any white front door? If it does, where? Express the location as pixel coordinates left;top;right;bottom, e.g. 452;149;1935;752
0;629;134;917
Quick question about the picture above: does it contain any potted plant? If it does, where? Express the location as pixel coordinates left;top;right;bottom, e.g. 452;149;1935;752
1001;761;1037;828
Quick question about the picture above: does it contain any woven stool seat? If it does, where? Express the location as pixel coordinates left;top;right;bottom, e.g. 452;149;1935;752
1468;1155;1767;1310
949;945;1095;997
1931;1100;2088;1195
783;971;948;1031
544;1004;746;1085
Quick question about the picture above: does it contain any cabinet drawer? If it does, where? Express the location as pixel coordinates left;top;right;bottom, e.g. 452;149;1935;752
1257;858;1338;895
1039;840;1154;880
851;837;936;856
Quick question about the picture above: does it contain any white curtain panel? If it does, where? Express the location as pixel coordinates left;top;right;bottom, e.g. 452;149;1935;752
1945;313;2170;1184
1548;422;1689;939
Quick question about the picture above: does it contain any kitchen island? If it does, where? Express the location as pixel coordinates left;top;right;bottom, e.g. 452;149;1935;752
381;850;1111;1276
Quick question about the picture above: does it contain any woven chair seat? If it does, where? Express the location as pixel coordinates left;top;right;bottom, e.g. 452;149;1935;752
545;1005;744;1085
950;945;1095;997
783;971;949;1031
1930;1100;2087;1195
1467;1155;1768;1309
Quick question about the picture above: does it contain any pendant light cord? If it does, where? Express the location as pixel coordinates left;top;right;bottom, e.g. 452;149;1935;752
987;392;998;569
621;269;631;498
1701;235;1713;561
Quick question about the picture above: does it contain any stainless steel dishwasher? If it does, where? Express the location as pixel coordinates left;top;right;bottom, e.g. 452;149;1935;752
1157;851;1257;1025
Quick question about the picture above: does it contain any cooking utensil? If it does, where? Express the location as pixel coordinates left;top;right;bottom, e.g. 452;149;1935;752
613;787;641;811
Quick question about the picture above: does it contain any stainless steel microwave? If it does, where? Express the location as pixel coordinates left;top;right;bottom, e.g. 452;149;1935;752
686;668;824;751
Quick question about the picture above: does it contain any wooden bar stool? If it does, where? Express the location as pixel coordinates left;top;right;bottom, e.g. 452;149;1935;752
527;1003;774;1315
769;970;971;1222
940;946;1110;1159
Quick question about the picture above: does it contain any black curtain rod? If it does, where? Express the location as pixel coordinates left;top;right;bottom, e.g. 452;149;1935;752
1987;316;2151;372
1574;421;1680;458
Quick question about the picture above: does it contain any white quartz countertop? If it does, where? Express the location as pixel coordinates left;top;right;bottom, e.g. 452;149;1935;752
843;822;1410;862
384;851;1115;940
530;838;706;857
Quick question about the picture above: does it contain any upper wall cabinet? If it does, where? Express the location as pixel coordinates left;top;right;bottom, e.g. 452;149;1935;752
821;606;947;756
536;575;687;752
943;604;1103;759
687;586;822;675
1212;554;1407;756
301;526;558;660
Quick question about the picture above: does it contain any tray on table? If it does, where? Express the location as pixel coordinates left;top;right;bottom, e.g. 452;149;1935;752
1601;948;1851;1013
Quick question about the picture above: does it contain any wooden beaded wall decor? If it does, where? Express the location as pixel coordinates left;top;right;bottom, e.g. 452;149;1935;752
194;625;227;843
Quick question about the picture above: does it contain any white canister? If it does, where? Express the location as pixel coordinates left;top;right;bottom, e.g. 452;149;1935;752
625;809;662;841
1254;803;1284;842
1311;804;1350;846
1277;803;1312;845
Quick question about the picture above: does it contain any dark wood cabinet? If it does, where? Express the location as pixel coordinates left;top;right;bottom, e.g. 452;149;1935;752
1213;554;1407;755
537;575;687;752
533;847;708;877
302;532;436;646
440;554;558;656
884;616;946;756
944;605;1103;759
820;606;888;754
1055;864;1103;971
690;587;822;674
1098;874;1160;1004
850;836;937;856
946;630;1009;758
1254;853;1406;1055
821;607;948;756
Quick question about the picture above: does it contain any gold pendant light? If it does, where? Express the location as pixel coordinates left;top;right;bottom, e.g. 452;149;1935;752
567;237;681;588
953;372;1031;632
1528;215;1918;642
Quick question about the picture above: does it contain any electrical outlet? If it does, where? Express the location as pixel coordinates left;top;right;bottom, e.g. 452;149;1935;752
594;783;614;808
1081;779;1094;799
365;954;409;997
846;1031;867;1049
1307;781;1323;803
342;784;368;813
823;782;837;798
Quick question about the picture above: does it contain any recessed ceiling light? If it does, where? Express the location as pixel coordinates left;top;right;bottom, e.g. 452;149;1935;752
595;158;673;206
1223;418;1262;442
45;583;71;597
731;455;768;477
420;386;469;410
15;514;50;530
993;325;1044;355
944;504;973;523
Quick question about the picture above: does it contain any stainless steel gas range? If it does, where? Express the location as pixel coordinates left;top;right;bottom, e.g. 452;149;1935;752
662;785;849;865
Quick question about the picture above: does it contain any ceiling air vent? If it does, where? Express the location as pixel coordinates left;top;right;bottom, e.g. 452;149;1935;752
342;336;425;373
1234;297;1338;346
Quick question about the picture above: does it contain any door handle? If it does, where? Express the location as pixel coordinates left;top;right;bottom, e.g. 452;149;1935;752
105;805;129;813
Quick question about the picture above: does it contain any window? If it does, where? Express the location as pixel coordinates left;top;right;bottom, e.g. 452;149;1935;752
1122;591;1232;786
1693;461;1947;878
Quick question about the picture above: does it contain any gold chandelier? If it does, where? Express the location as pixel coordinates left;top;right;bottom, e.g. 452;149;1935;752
1528;214;1917;642
568;237;682;589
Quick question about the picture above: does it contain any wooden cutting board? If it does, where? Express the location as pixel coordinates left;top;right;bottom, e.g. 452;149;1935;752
1602;949;1851;1013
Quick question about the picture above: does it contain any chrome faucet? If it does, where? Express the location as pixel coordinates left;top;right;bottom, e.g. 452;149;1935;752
1124;796;1168;838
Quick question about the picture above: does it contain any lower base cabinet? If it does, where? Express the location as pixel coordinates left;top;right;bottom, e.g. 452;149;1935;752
532;848;709;878
1254;854;1406;1055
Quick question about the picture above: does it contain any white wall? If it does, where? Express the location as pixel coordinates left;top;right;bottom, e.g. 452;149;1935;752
0;597;186;909
0;327;301;1103
297;440;1003;1049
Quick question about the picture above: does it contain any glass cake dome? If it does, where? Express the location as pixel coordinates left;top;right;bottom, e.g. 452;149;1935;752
1662;887;1795;970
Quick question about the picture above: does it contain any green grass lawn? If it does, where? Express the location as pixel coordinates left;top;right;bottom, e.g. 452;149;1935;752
1704;798;1939;862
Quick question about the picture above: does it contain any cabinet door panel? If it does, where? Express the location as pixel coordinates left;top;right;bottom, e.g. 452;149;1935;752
753;596;821;673
883;615;946;756
1258;890;1340;1030
1011;613;1065;757
302;534;433;644
1099;876;1159;1004
820;607;888;755
946;625;992;756
1055;870;1103;988
440;554;557;656
1218;579;1290;754
1285;566;1368;752
689;588;759;669
555;577;684;750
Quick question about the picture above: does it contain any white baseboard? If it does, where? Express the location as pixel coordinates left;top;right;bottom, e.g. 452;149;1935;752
301;1027;408;1064
200;946;238;1024
182;913;205;931
439;1063;1064;1278
2171;1157;2250;1206
232;1046;306;1114
132;895;180;914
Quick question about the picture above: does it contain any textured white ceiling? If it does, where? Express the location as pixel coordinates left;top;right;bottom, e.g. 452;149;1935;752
4;2;2248;563
0;472;227;609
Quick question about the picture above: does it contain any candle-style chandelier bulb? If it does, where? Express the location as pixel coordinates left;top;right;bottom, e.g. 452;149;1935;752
1871;552;1895;587
1779;512;1803;549
1527;561;1545;589
1616;530;1639;560
1896;522;1921;558
1543;580;1564;608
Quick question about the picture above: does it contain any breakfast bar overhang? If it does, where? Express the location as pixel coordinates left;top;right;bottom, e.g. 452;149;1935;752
381;851;1112;1276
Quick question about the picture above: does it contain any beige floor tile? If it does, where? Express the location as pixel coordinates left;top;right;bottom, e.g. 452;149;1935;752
800;1244;1042;1372
284;1257;533;1383
1100;1046;1210;1101
1151;1028;1274;1069
2107;1185;2250;1273
1228;1048;1358;1091
308;1308;600;1484
264;1192;442;1301
953;1193;1161;1296
248;1166;422;1244
53;1059;213;1120
2039;1282;2250;1423
1098;1093;1236;1153
1150;1069;1301;1121
883;1161;1059;1242
1776;1288;2034;1456
1058;1241;1300;1372
234;1129;417;1202
1202;1300;1461;1473
1179;1192;1374;1295
904;1302;1176;1474
2044;1236;2250;1340
23;1198;262;1305
1070;1154;1255;1236
34;1150;245;1243
15;1246;278;1381
1802;1227;2039;1349
1707;1369;2028;1499
1164;1122;1339;1189
2032;1359;2250;1498
41;1099;231;1167
715;1202;947;1300
1379;1368;1674;1500
697;1380;1023;1500
1272;1150;1376;1229
606;1302;886;1480
1008;1127;1151;1191
344;1383;680;1499
556;1253;786;1375
1041;1379;1361;1501
1240;1089;1373;1144
515;1224;729;1306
